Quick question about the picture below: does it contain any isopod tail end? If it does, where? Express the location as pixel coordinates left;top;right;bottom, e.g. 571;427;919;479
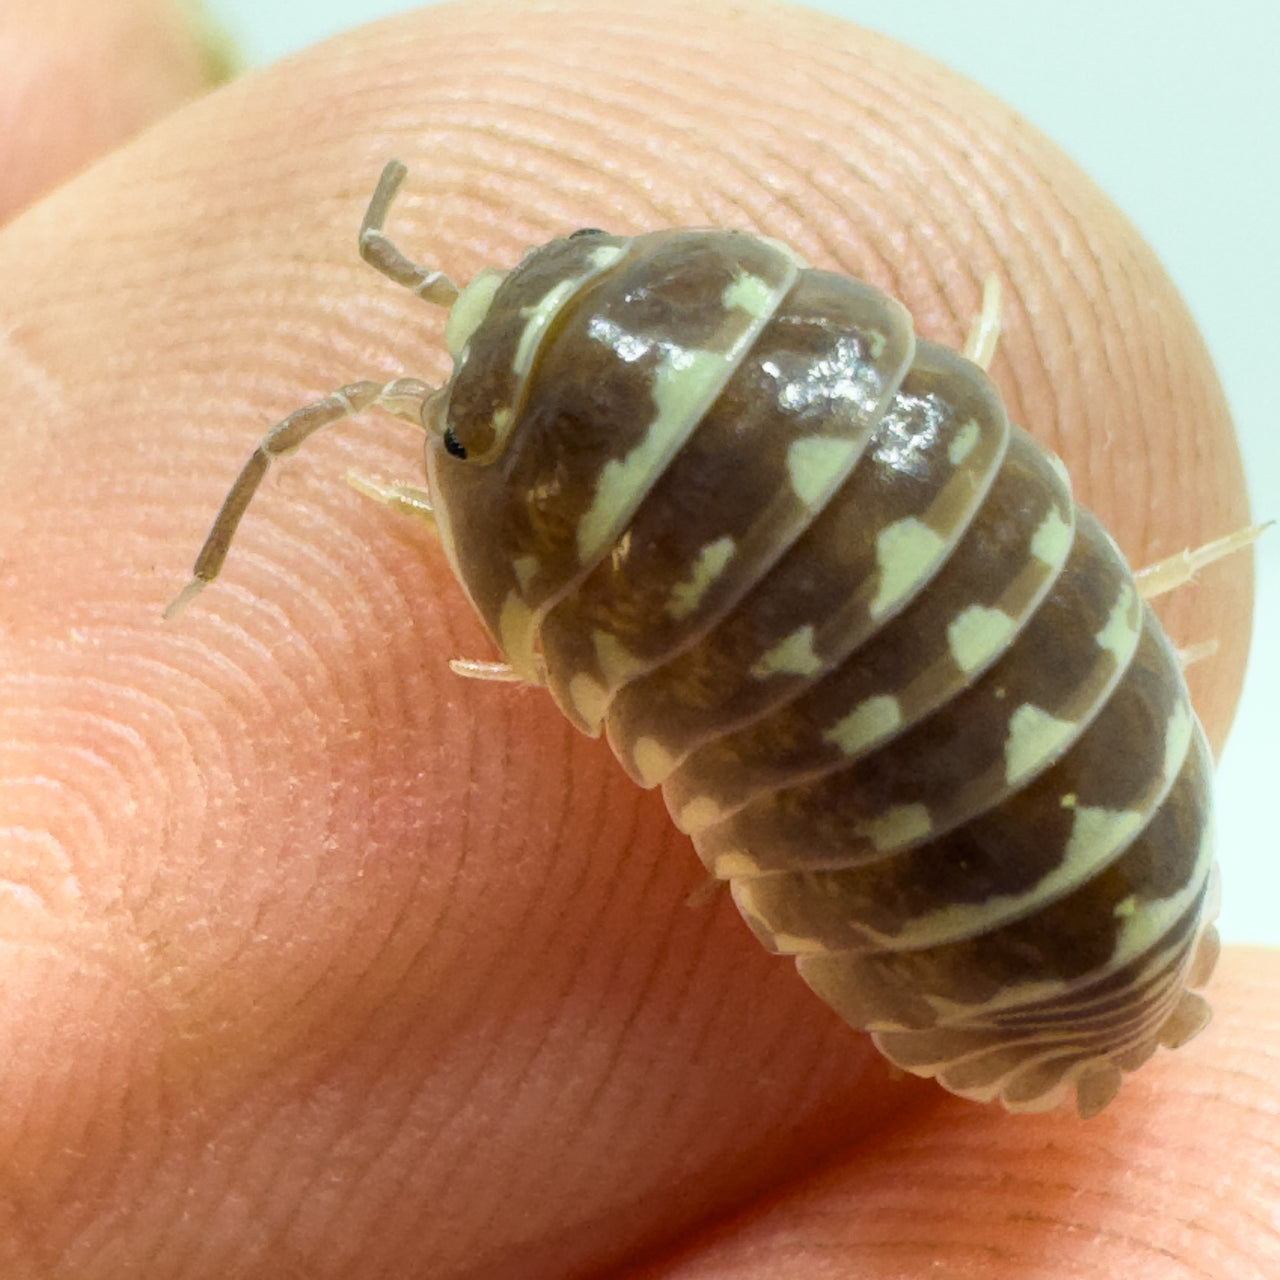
1157;989;1213;1051
1186;922;1221;989
1075;1063;1124;1118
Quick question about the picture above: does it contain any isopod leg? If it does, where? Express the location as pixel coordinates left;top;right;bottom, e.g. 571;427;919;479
346;473;437;529
963;274;1003;371
164;378;434;618
1134;522;1270;600
448;659;524;682
685;871;726;909
359;160;460;307
1174;638;1219;671
448;657;547;689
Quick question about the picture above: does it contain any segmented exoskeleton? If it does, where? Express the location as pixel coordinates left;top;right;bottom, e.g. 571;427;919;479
171;162;1228;1117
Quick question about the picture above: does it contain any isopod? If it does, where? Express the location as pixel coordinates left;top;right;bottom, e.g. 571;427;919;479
170;160;1243;1117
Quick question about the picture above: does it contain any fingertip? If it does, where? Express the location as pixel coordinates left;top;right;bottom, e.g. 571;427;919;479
0;4;1259;1272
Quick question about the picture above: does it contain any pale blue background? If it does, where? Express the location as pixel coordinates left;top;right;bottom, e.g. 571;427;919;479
201;0;1280;946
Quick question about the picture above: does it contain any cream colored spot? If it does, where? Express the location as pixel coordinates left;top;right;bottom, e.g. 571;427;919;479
1101;822;1215;963
631;737;676;788
729;881;826;954
593;629;648;688
947;604;1016;674
870;518;945;617
1030;507;1072;566
721;273;775;317
509;244;624;374
1063;804;1145;866
445;267;506;359
865;803;932;852
497;592;538;682
667;536;736;620
1114;895;1137;919
589;244;626;272
713;848;763;878
512;554;540;592
491;406;513;444
1094;585;1138;661
1061;792;1078;808
568;672;609;728
1004;704;1076;785
750;625;822;678
824;695;902;756
884;790;1157;948
867;329;886;359
948;417;981;466
727;877;766;924
679;795;728;833
513;278;579;376
578;348;729;561
1163;701;1194;780
786;436;860;509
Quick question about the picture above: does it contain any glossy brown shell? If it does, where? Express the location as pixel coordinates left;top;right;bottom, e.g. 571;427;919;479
426;227;1219;1116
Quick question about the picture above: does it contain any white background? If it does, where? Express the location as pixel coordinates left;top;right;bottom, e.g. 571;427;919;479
200;0;1279;946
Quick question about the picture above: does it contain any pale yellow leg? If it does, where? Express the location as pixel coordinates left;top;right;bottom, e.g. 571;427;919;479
447;656;548;689
448;658;523;682
1133;521;1269;670
346;477;540;685
1134;522;1270;600
963;275;1003;372
685;871;726;909
345;473;437;527
1175;638;1220;671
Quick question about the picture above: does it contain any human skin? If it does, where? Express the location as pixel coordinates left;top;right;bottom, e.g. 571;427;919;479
0;0;232;222
0;1;1275;1277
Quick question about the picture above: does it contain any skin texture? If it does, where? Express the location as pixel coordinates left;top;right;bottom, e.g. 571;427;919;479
0;1;1273;1276
0;0;232;222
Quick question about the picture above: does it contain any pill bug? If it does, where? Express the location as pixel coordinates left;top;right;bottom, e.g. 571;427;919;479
171;161;1225;1118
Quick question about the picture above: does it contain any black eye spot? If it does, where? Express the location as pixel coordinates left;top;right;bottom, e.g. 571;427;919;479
443;428;468;459
569;227;607;239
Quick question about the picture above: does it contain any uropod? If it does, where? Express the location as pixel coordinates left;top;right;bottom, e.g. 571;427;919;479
169;161;1251;1117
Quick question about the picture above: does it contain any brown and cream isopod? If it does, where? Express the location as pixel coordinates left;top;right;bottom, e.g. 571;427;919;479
170;160;1232;1118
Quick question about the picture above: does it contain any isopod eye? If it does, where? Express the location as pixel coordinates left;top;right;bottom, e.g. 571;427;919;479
442;427;468;459
569;227;607;239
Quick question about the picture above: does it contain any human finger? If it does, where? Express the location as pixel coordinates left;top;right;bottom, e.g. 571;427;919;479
0;1;1255;1277
0;0;231;223
623;945;1280;1280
